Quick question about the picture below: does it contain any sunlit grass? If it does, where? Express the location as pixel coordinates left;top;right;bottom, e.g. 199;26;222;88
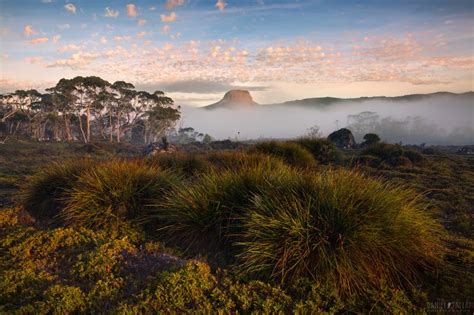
237;169;444;296
21;159;95;225
62;159;180;233
250;141;316;168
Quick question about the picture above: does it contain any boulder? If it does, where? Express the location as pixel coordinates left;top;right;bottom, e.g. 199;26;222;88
143;137;177;156
327;128;357;149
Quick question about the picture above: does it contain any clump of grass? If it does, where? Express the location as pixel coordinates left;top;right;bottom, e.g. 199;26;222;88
204;151;286;171
237;169;443;296
62;160;180;233
21;159;95;225
146;153;211;177
250;141;316;168
154;161;301;257
292;138;342;164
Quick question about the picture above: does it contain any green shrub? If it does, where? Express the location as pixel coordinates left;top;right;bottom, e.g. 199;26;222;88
118;261;293;314
30;285;87;315
293;138;342;164
250;141;316;168
356;155;382;167
362;142;403;161
237;169;443;296
421;147;438;155
362;133;381;146
403;149;425;164
362;143;425;166
62;160;181;234
154;162;301;257
21;159;95;224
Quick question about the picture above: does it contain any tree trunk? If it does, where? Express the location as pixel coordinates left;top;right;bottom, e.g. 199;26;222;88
78;115;87;143
109;112;113;143
116;112;121;143
86;106;91;143
13;121;20;136
64;115;73;141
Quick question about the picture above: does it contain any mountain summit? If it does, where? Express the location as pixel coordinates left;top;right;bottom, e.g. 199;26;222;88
204;90;258;109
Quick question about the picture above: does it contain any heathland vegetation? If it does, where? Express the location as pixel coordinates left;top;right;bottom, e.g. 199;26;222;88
1;135;473;313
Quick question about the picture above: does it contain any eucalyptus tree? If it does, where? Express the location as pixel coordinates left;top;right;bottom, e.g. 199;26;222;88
111;81;135;143
0;90;42;136
0;89;42;122
47;79;78;141
50;76;110;143
1;76;181;143
142;91;180;143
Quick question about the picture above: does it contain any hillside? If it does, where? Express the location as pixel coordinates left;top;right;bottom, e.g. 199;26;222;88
278;91;474;108
202;90;474;109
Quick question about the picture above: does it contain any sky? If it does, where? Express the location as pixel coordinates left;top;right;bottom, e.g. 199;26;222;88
0;0;473;106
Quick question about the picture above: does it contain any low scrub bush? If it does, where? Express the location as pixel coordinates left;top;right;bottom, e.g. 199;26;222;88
237;169;443;296
21;159;95;225
62;160;180;234
250;141;316;168
293;138;342;164
361;133;381;146
362;143;425;166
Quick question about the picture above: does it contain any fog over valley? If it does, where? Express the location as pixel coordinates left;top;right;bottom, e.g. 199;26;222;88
179;91;474;145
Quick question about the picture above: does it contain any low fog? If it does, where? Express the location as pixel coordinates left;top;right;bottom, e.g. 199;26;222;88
179;93;474;145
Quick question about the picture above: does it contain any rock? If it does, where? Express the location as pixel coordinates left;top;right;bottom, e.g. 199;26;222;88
327;128;357;149
143;137;177;156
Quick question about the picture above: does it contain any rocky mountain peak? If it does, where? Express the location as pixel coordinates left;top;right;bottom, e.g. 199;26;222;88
222;90;255;103
204;90;258;109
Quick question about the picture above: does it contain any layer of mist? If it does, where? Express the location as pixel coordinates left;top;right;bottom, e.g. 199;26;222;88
179;93;473;145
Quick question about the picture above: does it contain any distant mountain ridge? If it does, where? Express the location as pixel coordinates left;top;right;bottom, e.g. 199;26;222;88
202;90;473;109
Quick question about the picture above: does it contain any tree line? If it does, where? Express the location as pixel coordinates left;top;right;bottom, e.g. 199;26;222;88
0;76;181;144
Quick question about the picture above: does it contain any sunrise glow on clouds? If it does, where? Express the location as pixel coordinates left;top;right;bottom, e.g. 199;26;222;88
0;0;473;106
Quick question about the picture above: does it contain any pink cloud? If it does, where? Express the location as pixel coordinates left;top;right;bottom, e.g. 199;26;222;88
28;37;49;45
161;12;177;22
215;0;226;11
126;4;138;18
23;25;38;37
165;0;185;10
24;56;43;64
57;44;82;53
47;51;101;69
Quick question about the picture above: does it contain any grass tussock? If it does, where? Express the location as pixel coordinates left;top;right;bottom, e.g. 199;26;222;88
21;159;95;224
250;141;316;168
62;160;180;233
237;169;443;296
292;138;342;164
204;151;286;171
146;152;211;177
154;161;300;256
